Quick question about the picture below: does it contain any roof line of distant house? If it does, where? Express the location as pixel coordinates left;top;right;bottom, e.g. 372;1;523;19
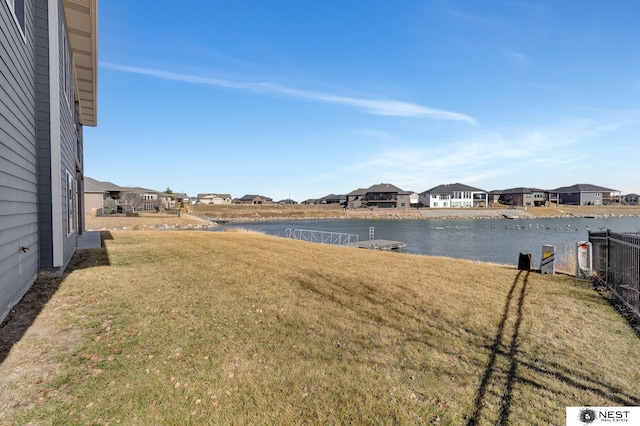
85;177;624;203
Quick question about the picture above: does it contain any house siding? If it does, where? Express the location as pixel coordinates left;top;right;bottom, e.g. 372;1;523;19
57;0;79;269
34;0;53;266
34;0;79;272
0;0;39;321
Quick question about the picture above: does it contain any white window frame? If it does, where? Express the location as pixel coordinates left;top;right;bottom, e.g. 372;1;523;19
67;170;76;235
5;0;26;40
61;27;74;112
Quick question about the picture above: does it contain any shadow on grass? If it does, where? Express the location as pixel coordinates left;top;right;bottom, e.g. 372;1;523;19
0;231;112;365
466;270;530;426
466;271;640;426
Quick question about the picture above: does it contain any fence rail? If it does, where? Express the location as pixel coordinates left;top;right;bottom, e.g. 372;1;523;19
95;207;180;216
589;230;640;319
285;228;360;246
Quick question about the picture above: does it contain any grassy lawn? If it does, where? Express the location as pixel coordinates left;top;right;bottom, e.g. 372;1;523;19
1;230;639;425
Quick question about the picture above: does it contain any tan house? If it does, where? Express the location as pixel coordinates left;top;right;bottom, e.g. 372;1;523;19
83;177;126;212
197;193;232;204
234;195;273;205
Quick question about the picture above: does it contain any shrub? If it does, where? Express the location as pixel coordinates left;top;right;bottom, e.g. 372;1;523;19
103;197;117;214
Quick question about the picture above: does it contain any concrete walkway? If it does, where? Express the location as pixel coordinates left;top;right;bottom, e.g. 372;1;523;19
76;231;101;250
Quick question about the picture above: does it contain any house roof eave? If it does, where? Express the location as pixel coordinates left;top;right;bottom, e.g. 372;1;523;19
64;0;98;127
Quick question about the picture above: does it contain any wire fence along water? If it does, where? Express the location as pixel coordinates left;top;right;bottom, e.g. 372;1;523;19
285;228;360;246
589;230;640;320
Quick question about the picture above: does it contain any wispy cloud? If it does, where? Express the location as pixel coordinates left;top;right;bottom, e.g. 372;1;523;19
445;9;504;28
502;48;529;65
102;62;476;124
342;116;639;191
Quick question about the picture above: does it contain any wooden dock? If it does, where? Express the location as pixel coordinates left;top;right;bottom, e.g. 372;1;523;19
349;239;407;251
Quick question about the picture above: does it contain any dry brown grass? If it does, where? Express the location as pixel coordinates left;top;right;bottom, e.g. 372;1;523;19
1;231;639;425
85;212;212;230
189;203;347;220
87;205;640;228
523;205;640;218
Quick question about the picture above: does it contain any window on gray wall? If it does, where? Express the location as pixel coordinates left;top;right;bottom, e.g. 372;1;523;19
6;0;26;34
67;171;76;235
62;30;74;111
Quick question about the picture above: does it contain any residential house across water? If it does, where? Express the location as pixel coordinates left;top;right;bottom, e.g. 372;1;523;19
197;193;232;204
346;183;412;209
233;195;273;205
549;184;621;206
419;183;488;208
490;187;548;207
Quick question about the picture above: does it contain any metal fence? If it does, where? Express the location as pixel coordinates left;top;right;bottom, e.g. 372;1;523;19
285;228;360;246
589;230;640;319
95;206;180;216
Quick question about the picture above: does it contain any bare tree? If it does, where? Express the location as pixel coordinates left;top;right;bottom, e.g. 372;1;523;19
120;191;144;213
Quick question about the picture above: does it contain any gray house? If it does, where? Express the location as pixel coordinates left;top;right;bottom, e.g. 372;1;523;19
491;187;548;207
317;194;346;205
1;0;98;322
549;184;621;206
346;183;412;209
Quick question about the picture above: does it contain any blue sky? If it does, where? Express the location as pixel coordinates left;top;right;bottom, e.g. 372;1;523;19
85;0;640;201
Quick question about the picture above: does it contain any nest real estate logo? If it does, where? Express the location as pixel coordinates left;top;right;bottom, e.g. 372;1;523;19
566;407;639;425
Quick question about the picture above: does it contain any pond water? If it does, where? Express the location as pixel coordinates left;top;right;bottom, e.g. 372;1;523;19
216;217;640;268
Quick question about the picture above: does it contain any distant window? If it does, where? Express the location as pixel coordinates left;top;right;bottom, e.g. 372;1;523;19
6;0;25;35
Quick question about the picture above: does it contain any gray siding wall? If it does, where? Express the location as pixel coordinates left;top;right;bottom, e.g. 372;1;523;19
57;0;79;269
34;0;52;267
0;0;39;322
35;0;79;271
581;193;601;205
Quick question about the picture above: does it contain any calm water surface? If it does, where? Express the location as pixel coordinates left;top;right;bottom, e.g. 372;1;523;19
218;217;640;267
